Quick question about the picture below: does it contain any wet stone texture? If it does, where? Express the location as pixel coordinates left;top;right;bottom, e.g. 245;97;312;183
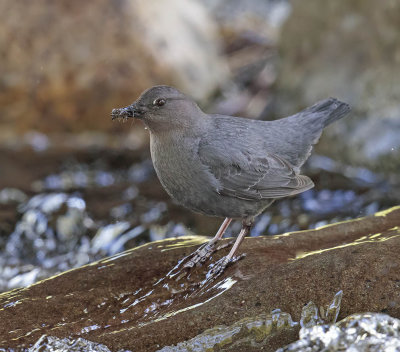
0;206;399;351
278;312;400;352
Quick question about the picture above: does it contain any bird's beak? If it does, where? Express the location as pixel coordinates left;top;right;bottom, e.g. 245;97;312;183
111;103;145;121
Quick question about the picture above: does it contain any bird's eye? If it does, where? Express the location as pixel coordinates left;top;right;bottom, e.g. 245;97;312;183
153;98;166;107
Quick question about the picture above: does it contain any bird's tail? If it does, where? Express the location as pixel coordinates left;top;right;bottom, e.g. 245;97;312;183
276;97;351;169
300;98;351;127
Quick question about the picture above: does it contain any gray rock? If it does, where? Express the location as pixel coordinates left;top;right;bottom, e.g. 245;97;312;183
274;0;400;174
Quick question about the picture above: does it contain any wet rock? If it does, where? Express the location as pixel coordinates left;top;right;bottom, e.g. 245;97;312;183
278;313;400;352
158;291;342;352
0;188;27;205
299;291;342;329
158;309;298;352
0;189;183;292
0;193;101;292
28;335;120;352
7;193;91;264
0;206;399;351
92;223;145;256
0;0;227;133
274;0;400;174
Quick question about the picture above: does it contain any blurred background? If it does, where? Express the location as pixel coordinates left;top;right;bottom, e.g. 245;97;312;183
1;0;399;291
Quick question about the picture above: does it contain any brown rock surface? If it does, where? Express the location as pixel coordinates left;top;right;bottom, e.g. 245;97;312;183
0;0;227;134
0;206;399;351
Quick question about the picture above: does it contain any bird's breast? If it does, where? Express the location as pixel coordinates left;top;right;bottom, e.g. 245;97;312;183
149;133;216;213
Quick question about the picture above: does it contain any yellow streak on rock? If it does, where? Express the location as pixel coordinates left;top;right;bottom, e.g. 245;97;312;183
375;205;400;217
272;206;400;240
291;229;400;261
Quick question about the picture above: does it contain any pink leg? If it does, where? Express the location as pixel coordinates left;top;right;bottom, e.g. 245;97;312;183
226;225;249;260
212;218;232;242
183;218;232;269
167;218;233;279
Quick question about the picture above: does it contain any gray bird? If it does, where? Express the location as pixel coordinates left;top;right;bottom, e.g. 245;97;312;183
111;85;350;280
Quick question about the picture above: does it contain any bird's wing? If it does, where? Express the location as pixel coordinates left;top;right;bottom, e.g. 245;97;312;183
198;140;314;201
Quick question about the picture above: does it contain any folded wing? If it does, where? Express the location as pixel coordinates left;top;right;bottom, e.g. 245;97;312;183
199;141;314;201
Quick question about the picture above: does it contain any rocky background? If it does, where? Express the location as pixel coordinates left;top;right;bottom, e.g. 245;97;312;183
274;0;400;174
0;0;400;351
1;0;399;171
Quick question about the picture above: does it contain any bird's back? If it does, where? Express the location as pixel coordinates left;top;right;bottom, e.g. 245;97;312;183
209;98;350;171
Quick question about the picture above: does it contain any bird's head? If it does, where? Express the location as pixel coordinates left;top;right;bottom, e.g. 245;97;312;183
111;85;204;132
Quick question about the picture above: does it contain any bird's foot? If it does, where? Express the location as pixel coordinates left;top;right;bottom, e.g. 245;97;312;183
183;240;232;269
166;240;232;281
200;253;246;288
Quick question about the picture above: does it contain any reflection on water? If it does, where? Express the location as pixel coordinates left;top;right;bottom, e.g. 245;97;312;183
96;238;238;331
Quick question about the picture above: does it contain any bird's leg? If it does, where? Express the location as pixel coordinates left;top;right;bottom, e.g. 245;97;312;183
202;218;253;284
183;217;232;269
167;218;232;279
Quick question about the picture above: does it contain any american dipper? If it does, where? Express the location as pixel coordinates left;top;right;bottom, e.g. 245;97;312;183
111;85;350;280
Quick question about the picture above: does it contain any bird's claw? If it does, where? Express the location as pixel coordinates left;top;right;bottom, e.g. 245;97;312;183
183;240;234;269
166;240;232;281
206;256;230;280
200;253;246;288
183;241;217;269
